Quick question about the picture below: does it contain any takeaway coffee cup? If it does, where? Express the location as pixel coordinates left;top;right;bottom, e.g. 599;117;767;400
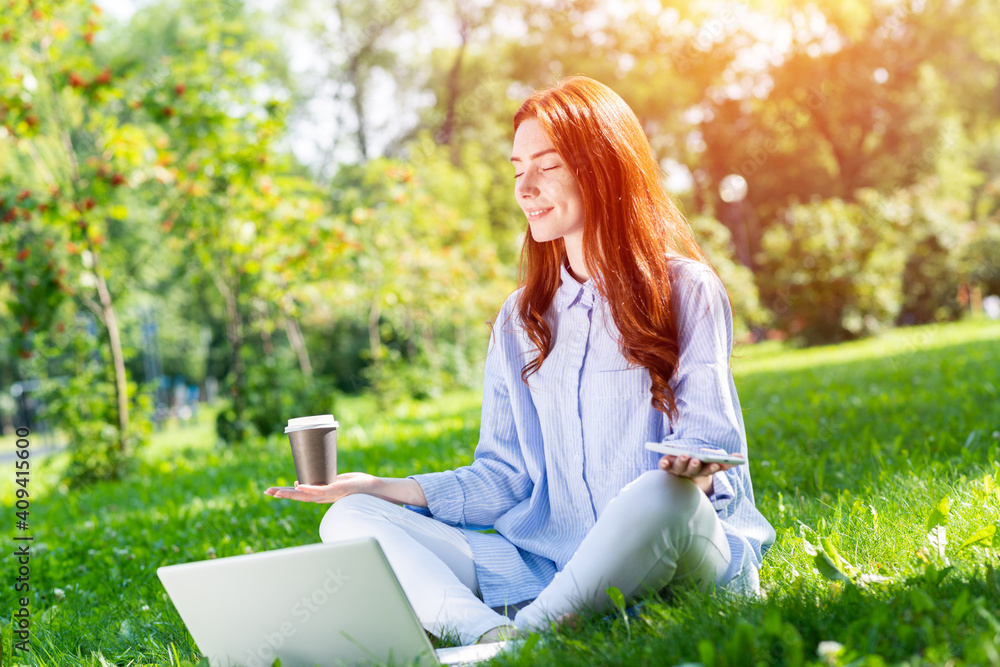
285;414;339;486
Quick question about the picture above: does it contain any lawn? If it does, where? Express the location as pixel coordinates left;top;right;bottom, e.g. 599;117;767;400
1;319;999;666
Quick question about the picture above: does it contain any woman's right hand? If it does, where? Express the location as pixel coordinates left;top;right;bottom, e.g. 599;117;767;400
264;472;378;504
264;474;428;507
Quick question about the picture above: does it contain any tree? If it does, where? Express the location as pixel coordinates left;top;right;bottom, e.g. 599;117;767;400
278;0;426;172
326;133;510;398
126;0;339;442
1;0;160;468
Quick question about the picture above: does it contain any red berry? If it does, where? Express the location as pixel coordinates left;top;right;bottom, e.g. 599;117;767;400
95;68;111;85
2;209;16;222
17;248;30;261
68;72;86;88
18;350;32;359
17;189;30;201
110;173;126;186
163;106;175;118
174;83;186;96
25;115;39;127
84;197;96;210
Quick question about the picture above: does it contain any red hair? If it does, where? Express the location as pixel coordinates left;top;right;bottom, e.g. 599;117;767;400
513;76;713;421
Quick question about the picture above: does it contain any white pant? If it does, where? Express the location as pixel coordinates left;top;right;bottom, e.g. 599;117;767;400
318;470;730;645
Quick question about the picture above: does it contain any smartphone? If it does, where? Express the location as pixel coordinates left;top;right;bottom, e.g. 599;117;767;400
644;442;747;466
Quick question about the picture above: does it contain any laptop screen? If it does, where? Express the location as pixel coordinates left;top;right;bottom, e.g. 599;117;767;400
158;538;438;667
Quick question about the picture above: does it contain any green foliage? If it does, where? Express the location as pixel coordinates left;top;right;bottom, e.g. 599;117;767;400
24;325;153;484
963;220;1000;297
243;358;337;440
758;190;910;344
0;0;172;460
894;161;980;325
604;586;630;641
325;134;509;400
689;214;769;338
0;180;69;359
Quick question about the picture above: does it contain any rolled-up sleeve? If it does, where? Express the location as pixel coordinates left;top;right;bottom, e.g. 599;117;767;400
409;304;534;528
658;264;746;519
707;467;738;516
660;265;744;448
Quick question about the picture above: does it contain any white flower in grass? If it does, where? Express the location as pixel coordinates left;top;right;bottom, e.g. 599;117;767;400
141;604;150;612
53;588;65;600
817;640;844;665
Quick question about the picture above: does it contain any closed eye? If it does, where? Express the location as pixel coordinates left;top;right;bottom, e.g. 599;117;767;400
514;165;561;180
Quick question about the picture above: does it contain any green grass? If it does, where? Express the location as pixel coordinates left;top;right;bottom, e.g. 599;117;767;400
2;319;999;666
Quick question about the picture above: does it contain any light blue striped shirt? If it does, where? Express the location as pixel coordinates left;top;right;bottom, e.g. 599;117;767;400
410;258;775;608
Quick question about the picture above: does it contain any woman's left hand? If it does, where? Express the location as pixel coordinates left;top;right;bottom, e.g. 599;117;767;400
658;455;735;495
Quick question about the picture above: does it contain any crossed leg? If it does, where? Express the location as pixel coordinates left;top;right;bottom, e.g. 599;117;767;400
514;470;731;632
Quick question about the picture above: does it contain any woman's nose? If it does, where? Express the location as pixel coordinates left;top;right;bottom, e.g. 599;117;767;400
516;171;538;198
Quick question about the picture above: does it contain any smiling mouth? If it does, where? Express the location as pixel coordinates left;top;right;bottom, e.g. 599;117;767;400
527;208;553;219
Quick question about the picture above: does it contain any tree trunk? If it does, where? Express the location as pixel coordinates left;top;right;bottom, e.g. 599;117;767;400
438;16;470;153
347;55;369;162
368;297;382;362
89;247;130;455
282;309;314;379
214;268;247;444
255;299;275;360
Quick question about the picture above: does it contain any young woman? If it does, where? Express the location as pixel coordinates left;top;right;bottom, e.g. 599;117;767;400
266;76;774;645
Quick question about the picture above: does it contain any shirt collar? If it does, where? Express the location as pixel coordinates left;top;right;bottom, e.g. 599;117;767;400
555;263;599;312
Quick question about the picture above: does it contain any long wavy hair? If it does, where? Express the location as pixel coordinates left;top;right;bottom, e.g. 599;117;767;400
513;76;714;421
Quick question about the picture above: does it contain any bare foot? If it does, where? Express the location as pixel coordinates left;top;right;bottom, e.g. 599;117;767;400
555;611;582;632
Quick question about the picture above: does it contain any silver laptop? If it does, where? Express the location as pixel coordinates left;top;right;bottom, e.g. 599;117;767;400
157;538;510;666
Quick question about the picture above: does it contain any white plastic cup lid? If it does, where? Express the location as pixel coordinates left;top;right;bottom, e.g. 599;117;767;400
284;414;340;433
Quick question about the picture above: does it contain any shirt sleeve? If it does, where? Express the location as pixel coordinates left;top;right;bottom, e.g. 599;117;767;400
659;262;745;517
409;299;534;528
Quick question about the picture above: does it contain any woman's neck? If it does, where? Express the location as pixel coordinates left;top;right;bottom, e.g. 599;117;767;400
564;234;589;282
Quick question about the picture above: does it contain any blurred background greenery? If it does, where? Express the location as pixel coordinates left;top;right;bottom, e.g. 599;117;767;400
2;0;999;482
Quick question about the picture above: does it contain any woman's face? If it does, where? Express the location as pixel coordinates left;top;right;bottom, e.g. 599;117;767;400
511;118;585;246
